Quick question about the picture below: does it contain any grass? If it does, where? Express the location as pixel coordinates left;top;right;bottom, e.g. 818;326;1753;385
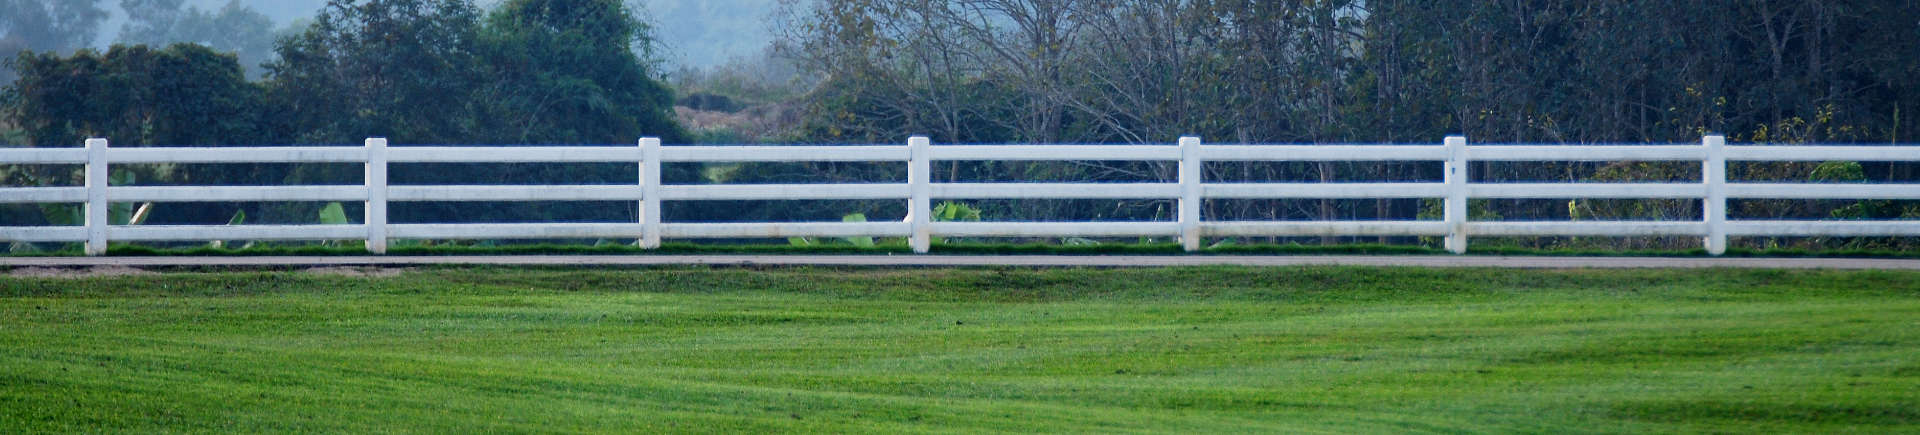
2;266;1917;432
6;240;1918;258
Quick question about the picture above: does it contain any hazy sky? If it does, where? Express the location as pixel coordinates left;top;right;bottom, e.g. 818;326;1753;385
98;0;779;68
642;0;781;68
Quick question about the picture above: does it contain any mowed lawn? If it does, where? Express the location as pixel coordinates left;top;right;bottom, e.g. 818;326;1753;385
2;266;1917;433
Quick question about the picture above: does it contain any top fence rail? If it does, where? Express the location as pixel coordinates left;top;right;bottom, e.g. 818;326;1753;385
3;135;1918;256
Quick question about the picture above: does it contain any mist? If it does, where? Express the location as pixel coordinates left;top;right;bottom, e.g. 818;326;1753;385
80;0;777;69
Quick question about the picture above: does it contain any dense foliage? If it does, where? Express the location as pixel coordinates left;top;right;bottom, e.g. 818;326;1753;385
4;0;684;147
475;0;682;145
8;44;264;148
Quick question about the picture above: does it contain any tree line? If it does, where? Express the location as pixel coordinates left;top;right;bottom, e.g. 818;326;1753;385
6;0;682;148
768;0;1918;249
778;0;1918;146
2;0;684;231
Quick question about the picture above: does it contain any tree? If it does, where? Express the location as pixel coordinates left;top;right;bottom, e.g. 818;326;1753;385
1;0;110;82
5;43;273;226
116;0;187;43
264;0;486;145
8;43;263;147
778;0;996;144
118;0;279;78
474;0;685;144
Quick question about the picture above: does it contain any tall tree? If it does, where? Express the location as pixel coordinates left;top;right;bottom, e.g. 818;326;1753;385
474;0;685;144
8;43;263;147
1;0;110;82
118;0;278;78
5;43;273;225
264;0;485;145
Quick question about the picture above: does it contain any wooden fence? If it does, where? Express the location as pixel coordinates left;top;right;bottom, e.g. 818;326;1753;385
3;136;1918;256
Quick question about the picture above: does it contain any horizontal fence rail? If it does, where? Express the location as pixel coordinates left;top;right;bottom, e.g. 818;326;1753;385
2;136;1918;256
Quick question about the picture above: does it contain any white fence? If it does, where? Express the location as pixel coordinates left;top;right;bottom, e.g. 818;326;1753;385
3;135;1919;256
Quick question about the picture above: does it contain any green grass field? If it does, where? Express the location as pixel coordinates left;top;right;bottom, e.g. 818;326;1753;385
3;266;1917;432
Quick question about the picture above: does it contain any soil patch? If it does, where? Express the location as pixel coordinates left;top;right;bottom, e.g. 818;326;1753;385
7;266;156;278
304;267;410;278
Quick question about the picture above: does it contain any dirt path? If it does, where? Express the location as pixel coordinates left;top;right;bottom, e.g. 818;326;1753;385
5;255;1919;270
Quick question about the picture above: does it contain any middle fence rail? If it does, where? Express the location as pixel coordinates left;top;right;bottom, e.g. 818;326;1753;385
3;135;1919;256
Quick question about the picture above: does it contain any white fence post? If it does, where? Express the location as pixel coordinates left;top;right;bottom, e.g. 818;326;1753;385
1179;136;1203;251
640;137;662;249
1444;135;1469;254
1703;134;1727;255
84;138;109;256
364;138;388;254
909;136;932;253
